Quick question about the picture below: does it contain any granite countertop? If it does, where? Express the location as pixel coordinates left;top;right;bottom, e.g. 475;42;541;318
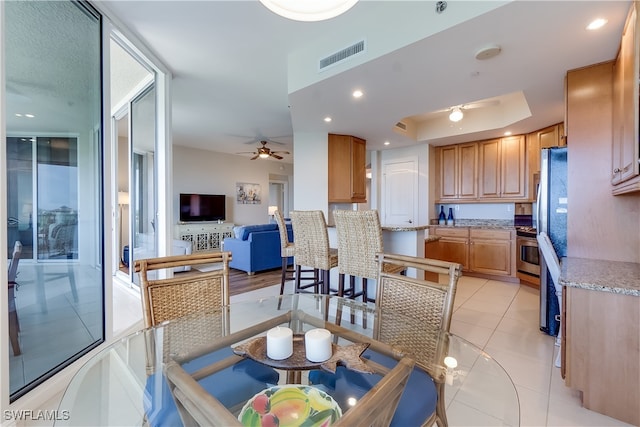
381;224;430;232
425;235;441;243
560;257;640;297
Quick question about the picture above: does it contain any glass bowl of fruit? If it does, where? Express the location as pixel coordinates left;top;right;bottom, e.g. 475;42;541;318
239;385;342;427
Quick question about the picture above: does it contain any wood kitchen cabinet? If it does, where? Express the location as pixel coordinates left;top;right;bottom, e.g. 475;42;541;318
436;143;478;201
611;1;640;194
427;227;514;277
328;134;366;203
468;228;513;276
435;135;525;202
427;227;469;270
478;136;526;200
562;258;640;426
526;123;565;201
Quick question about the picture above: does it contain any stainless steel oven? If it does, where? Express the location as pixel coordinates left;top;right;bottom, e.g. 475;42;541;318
516;230;540;279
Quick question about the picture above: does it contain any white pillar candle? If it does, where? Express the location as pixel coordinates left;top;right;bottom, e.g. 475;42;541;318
266;326;293;360
304;328;332;362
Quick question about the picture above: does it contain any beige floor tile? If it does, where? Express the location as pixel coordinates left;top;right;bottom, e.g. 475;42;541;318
516;385;549;427
450;319;495;349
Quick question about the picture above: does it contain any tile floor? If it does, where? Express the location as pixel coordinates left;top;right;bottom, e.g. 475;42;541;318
231;276;634;427
22;275;635;426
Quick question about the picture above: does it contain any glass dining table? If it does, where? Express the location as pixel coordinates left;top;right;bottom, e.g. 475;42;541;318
55;294;519;426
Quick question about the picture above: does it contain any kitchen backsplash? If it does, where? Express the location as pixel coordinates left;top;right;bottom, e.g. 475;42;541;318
434;203;515;221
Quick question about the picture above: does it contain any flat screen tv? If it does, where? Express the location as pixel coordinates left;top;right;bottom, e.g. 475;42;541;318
179;193;226;222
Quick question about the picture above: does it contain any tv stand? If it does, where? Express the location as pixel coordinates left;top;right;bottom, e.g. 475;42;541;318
175;222;234;252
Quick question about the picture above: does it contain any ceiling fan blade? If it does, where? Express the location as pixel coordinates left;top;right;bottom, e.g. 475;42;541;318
272;151;290;155
462;99;500;110
235;151;257;155
250;154;259;160
270;153;283;160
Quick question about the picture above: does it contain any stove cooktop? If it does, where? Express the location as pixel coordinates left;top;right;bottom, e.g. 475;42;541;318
516;226;537;237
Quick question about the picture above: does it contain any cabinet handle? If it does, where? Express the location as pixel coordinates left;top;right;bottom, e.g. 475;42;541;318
613;168;621;173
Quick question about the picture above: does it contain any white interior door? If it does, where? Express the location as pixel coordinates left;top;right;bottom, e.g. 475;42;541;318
382;158;417;225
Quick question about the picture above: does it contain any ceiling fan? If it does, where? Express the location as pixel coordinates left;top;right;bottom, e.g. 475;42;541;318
432;99;501;122
236;140;290;160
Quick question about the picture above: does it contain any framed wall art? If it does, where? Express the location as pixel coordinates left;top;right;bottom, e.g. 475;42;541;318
236;183;261;204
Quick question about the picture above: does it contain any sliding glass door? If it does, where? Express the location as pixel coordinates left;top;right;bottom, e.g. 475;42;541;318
4;1;103;400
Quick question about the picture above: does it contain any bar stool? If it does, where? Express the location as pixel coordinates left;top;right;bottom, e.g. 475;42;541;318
289;210;338;295
333;209;405;305
273;209;317;297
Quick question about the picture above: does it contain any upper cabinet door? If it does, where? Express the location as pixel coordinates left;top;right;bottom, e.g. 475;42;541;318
437;145;458;200
479;139;501;198
612;1;640;194
501;135;526;199
458;143;479;199
328;134;367;203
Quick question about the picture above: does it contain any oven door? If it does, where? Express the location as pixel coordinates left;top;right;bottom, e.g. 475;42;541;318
517;237;540;276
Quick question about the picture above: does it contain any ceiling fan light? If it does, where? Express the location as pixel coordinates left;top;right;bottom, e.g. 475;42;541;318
258;0;359;22
259;152;270;159
449;107;464;122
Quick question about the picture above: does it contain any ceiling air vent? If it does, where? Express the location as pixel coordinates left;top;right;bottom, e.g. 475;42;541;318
395;121;408;132
319;40;365;71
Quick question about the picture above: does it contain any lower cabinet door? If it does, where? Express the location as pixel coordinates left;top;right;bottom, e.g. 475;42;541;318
469;239;511;275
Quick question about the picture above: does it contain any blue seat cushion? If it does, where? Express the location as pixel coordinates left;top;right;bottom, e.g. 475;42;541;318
308;349;437;426
144;347;279;427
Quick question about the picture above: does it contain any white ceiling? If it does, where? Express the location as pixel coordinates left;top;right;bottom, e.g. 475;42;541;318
100;0;631;164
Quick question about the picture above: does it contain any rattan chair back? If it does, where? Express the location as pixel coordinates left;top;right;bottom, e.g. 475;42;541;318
135;252;232;328
274;209;295;258
290;210;335;271
333;209;382;280
375;253;461;372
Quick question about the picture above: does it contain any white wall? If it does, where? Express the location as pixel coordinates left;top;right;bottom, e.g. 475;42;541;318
173;145;293;226
292;132;328;214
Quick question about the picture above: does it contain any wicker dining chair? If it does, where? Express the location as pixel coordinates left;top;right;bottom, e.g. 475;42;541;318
310;253;462;427
289;210;338;295
134;252;279;427
274;208;317;298
332;209;405;305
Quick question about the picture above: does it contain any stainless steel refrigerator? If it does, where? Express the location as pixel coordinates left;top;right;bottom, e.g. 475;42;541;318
536;147;567;336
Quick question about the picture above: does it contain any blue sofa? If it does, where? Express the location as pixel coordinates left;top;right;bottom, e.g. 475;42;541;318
223;223;293;274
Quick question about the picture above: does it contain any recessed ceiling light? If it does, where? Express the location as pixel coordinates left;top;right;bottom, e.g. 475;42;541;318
587;18;608;30
324;116;332;123
352;90;363;98
384;141;390;146
15;113;23;117
25;113;35;118
504;131;512;136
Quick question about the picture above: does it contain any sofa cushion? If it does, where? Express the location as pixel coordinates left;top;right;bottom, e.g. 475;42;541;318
234;223;278;241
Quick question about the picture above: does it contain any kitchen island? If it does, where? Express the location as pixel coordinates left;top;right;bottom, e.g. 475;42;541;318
560;257;640;426
382;224;430;278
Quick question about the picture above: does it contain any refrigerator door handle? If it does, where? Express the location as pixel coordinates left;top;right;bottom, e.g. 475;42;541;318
535;182;541;230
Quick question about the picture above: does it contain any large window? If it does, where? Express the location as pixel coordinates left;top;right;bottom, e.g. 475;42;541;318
4;1;103;400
